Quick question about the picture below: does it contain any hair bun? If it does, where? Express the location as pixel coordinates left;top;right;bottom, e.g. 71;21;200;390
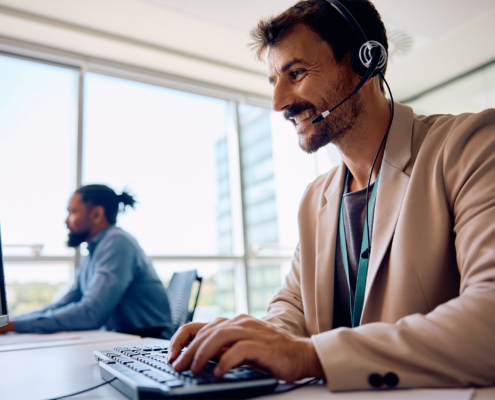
118;191;136;209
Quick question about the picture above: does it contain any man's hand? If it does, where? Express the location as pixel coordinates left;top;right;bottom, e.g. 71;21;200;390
168;321;213;363
0;321;15;334
168;315;324;382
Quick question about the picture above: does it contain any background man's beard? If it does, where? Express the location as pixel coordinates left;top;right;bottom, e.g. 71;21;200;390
298;76;364;154
67;230;90;247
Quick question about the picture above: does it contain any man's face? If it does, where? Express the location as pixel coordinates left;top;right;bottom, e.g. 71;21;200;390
65;193;92;247
268;24;364;153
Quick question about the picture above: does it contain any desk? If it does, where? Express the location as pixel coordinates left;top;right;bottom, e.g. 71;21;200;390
1;334;158;400
1;332;494;400
0;330;139;352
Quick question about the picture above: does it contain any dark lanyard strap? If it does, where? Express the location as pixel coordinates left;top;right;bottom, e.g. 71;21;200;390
338;168;381;327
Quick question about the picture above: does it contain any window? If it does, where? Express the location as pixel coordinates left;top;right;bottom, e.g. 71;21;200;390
1;42;340;321
153;261;237;320
4;262;73;316
83;73;236;256
0;55;78;256
0;54;78;315
238;105;340;316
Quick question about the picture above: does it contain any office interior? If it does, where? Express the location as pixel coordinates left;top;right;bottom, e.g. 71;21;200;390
1;0;495;322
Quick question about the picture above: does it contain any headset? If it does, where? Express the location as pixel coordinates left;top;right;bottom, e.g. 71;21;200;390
311;0;395;274
312;0;388;124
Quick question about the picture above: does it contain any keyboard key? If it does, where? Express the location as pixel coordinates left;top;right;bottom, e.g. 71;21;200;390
166;380;184;388
156;374;176;383
222;373;241;381
193;377;218;385
131;366;150;373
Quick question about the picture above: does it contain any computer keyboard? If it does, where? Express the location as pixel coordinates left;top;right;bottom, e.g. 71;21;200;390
94;345;278;399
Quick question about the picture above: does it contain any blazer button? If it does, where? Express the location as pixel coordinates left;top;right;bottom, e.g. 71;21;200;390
384;372;399;388
368;373;383;388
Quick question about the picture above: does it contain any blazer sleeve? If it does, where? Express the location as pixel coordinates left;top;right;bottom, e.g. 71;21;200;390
262;244;309;337
312;110;495;391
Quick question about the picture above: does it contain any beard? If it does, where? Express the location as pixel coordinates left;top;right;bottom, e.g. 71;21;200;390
283;71;364;154
67;230;90;247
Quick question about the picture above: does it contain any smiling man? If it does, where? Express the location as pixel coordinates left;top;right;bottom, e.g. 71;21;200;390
168;0;495;392
0;184;173;336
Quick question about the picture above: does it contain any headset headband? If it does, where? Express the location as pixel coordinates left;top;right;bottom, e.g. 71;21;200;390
325;0;387;76
326;0;368;45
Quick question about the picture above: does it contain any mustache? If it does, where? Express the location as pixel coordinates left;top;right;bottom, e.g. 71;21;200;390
283;101;316;121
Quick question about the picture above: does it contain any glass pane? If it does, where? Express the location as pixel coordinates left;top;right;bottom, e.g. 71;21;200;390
238;105;279;250
238;104;340;255
270;110;339;253
248;262;289;318
0;55;78;256
4;263;73;316
238;105;340;315
83;73;236;256
153;261;236;320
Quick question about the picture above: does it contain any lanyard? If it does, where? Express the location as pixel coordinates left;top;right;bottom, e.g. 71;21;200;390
337;168;381;327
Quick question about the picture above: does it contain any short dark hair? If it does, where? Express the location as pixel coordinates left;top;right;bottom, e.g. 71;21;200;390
76;184;136;225
250;0;388;77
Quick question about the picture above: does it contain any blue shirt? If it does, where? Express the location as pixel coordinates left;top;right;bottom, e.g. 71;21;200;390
14;225;172;333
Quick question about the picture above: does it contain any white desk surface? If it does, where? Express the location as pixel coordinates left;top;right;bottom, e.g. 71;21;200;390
0;330;140;352
0;334;494;400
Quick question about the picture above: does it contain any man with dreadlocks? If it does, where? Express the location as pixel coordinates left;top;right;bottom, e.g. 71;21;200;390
0;184;173;335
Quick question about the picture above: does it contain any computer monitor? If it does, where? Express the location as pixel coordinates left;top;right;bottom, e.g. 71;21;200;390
0;224;9;328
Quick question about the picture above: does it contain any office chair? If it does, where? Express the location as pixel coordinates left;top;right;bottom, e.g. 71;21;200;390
167;269;203;327
117;270;202;339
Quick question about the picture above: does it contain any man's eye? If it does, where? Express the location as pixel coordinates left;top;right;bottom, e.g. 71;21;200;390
291;70;305;79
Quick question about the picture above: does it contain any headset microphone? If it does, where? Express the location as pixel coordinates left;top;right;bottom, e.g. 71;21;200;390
312;0;387;125
312;47;381;124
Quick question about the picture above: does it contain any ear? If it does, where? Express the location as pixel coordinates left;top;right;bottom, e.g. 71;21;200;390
363;75;376;87
90;205;106;225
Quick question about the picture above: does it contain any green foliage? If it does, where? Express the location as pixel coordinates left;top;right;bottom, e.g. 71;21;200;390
6;282;64;316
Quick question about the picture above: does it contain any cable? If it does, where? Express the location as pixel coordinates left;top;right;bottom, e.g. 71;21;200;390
267;377;322;396
312;47;381;124
364;73;395;259
44;378;117;400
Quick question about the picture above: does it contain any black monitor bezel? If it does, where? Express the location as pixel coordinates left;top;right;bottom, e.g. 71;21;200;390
0;224;9;327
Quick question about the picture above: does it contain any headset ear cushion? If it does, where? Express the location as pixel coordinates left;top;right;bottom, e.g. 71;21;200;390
351;45;382;78
351;45;367;77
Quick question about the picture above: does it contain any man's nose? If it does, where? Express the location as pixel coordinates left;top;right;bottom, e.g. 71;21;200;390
271;80;294;112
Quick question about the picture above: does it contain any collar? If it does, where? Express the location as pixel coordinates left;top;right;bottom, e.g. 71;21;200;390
324;101;414;203
86;225;113;257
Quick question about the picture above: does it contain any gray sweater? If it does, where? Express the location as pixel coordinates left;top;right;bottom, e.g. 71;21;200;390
15;225;172;333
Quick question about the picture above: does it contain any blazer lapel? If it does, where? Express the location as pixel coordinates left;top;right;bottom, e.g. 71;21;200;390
362;103;414;317
315;163;346;333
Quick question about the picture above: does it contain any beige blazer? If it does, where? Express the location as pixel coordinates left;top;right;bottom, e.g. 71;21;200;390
263;102;495;390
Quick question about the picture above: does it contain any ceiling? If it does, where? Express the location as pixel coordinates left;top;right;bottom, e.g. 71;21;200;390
141;0;495;42
0;0;494;102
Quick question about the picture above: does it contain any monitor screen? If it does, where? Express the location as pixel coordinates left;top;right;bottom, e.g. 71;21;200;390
0;224;9;327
